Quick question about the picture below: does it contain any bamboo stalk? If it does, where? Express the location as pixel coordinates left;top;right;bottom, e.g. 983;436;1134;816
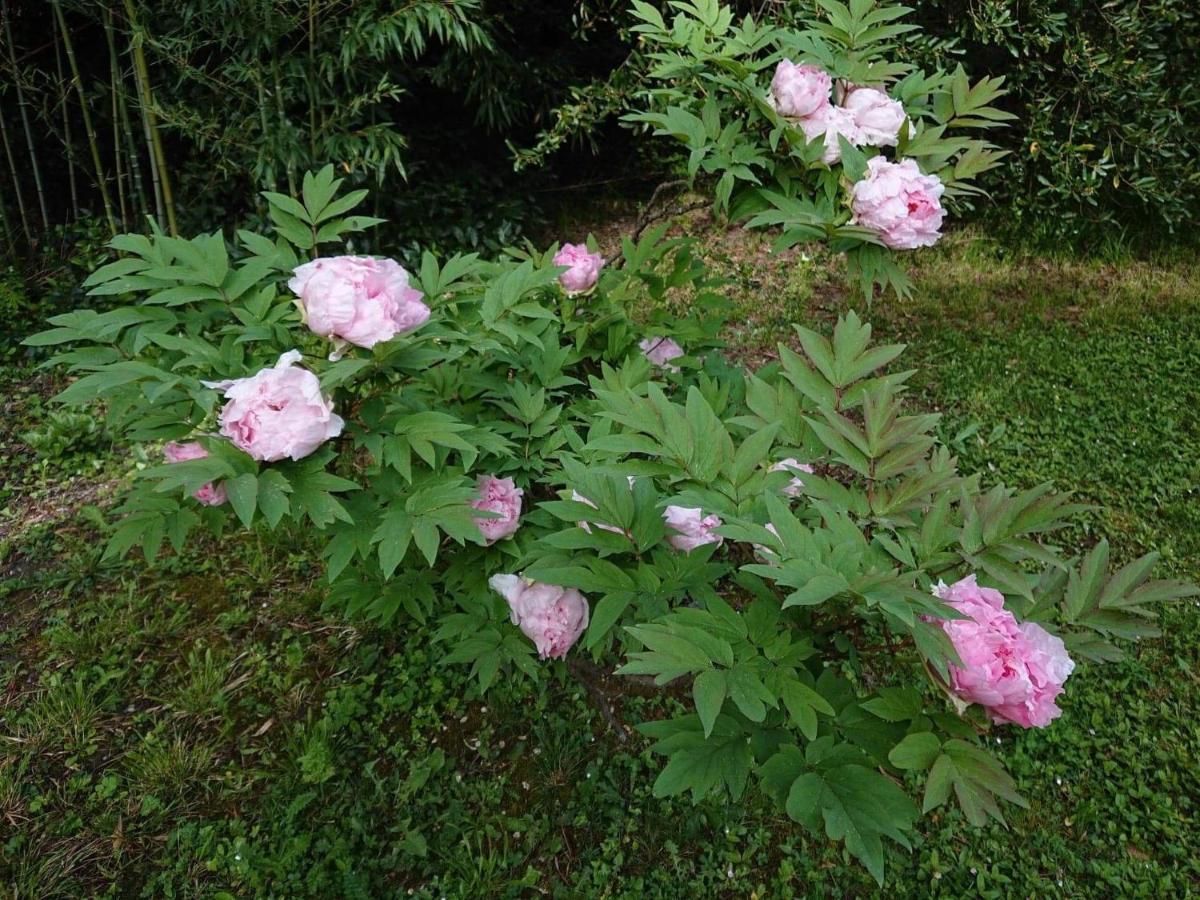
103;10;128;228
0;179;12;256
52;24;78;222
122;0;176;235
0;93;31;245
53;0;117;236
2;0;49;232
128;45;162;224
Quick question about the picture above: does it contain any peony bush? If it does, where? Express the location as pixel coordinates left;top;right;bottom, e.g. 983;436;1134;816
626;0;1016;297
27;1;1197;886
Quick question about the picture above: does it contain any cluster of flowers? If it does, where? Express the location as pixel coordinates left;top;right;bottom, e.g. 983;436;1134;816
164;250;684;507
161;248;1074;732
770;59;944;250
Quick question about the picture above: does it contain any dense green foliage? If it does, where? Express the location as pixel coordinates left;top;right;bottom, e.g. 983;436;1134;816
903;0;1200;240
3;243;1198;895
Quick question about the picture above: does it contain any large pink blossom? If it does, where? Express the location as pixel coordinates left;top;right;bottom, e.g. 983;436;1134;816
842;87;908;147
490;574;590;659
639;337;684;373
663;505;723;553
770;458;815;498
203;350;344;462
935;575;1075;728
799;104;862;165
163;441;227;507
553;243;604;294
471;475;523;544
288;255;429;349
770;60;832;119
850;157;945;249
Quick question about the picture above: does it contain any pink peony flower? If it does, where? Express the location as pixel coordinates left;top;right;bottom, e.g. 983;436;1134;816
934;575;1075;728
799;104;862;165
842;87;909;147
663;505;724;553
770;60;832;119
553;243;604;294
489;574;590;659
471;475;524;545
639;337;684;373
163;441;227;507
203;350;344;462
770;458;815;498
288;255;430;349
850;156;945;250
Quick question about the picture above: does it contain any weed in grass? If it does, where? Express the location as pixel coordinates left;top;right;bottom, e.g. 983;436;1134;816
167;646;232;718
123;733;216;815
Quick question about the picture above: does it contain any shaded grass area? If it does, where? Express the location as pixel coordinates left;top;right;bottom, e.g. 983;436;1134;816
2;233;1199;897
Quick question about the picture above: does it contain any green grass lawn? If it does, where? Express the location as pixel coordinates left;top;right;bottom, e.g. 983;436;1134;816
2;231;1198;897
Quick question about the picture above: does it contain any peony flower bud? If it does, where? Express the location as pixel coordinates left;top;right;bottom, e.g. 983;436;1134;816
553;243;604;295
203;351;344;462
163;441;227;507
850;157;945;250
288;255;430;349
489;574;590;659
471;475;524;545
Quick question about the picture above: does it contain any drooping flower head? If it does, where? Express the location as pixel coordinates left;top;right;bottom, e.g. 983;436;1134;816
639;337;684;373
934;575;1075;728
553;243;604;295
770;458;815;498
663;505;724;553
770;60;832;119
163;441;227;507
489;574;590;660
203;350;344;462
471;475;524;545
288;256;430;349
850;157;945;250
572;476;637;537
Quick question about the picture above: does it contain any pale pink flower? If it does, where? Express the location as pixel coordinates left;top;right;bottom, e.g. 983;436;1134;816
553;243;604;294
799;104;862;165
489;574;590;660
770;60;832;119
163;441;227;507
770;458;815;498
663;505;724;553
288;256;429;349
639;337;684;373
934;576;1075;728
843;87;909;147
850;156;945;249
203;350;344;462
471;475;524;544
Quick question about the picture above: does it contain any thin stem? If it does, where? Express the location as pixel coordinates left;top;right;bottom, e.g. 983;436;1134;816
129;51;162;224
0;92;32;244
103;10;128;228
2;1;49;232
52;22;78;222
53;0;118;236
123;0;177;235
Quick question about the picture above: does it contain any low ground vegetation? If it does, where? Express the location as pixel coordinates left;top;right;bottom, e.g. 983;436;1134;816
2;228;1197;897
